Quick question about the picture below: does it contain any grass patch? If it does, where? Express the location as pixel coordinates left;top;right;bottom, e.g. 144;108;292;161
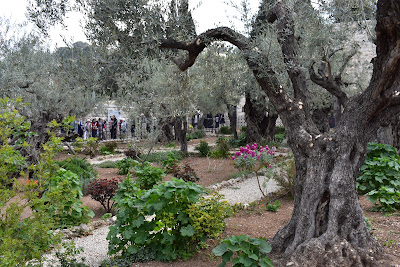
95;160;119;168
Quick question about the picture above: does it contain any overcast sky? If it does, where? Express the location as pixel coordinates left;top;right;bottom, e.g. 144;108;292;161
0;0;259;49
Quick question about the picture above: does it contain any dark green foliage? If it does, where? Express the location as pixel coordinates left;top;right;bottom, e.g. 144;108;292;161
229;132;247;148
87;177;123;213
100;247;156;266
34;169;94;228
211;137;231;158
116;158;138;175
186;129;205;141
100;141;118;155
169;164;200;182
212;235;273;267
134;163;165;190
219;126;233;135
357;143;400;211
107;178;206;261
195;141;211;157
57;157;97;194
162;151;180;173
140;150;185;163
266;200;281;212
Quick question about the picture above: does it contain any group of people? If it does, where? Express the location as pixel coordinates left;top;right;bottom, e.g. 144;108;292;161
73;116;128;140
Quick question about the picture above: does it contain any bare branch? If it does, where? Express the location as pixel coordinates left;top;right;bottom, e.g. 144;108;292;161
309;61;349;107
336;50;357;80
266;2;310;115
159;27;249;71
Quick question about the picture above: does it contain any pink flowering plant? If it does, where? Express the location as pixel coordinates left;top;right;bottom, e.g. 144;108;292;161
232;143;276;198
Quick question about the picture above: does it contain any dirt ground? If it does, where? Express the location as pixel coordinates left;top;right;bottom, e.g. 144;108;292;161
29;137;400;266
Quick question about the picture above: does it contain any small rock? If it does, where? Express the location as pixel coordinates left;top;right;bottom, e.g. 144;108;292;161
287;262;294;266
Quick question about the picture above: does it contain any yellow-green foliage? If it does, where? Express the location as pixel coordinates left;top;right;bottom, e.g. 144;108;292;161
0;98;62;266
187;192;232;241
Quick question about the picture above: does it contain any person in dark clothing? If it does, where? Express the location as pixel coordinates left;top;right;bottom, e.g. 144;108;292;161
111;115;118;139
131;123;135;138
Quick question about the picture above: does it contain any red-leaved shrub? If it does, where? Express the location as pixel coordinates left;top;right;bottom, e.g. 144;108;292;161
87;177;123;213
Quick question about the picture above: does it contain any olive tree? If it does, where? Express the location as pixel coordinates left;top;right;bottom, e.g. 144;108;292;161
159;0;399;265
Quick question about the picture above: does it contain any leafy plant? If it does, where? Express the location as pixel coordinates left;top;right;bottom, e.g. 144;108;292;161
116;157;138;175
219;126;233;135
169;163;200;182
74;137;99;158
34;169;94;228
266;200;281;212
55;241;88;267
87;177;123;213
57;157;97;195
162;151;180;173
195;140;211;157
107;178;206;261
212;235;273;267
134;163;165;190
186;129;205;141
100;247;156;266
187;192;232;241
357;142;400;211
229;132;247;148
101;141;118;155
143;150;185;163
0;98;64;266
271;154;296;198
211;138;231;159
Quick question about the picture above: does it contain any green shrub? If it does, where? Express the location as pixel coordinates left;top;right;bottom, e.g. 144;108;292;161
357;142;400;211
229;132;247;148
95;160;118;168
100;247;156;266
100;141;119;155
108;178;206;261
162;151;180;173
33;169;94;228
187;129;205;141
212;235;273;267
219;126;233;135
116;158;138;175
272;154;296;198
195;141;211;157
169;164;200;182
74;137;99;158
57;157;97;195
134;163;165;190
187;192;232;241
211;137;231;158
0;98;63;266
240;126;247;132
266;200;281;212
140;150;184;163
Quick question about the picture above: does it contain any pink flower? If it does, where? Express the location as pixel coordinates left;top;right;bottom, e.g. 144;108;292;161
236;151;241;156
244;155;247;159
256;155;260;160
232;156;236;160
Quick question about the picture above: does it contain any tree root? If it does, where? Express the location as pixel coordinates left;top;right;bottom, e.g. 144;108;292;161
271;237;383;267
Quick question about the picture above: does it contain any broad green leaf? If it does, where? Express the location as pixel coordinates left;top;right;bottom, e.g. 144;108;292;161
213;243;228;256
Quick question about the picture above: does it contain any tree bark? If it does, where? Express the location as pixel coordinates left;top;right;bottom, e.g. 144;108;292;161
174;117;188;155
227;104;238;140
244;93;277;143
157;118;174;144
